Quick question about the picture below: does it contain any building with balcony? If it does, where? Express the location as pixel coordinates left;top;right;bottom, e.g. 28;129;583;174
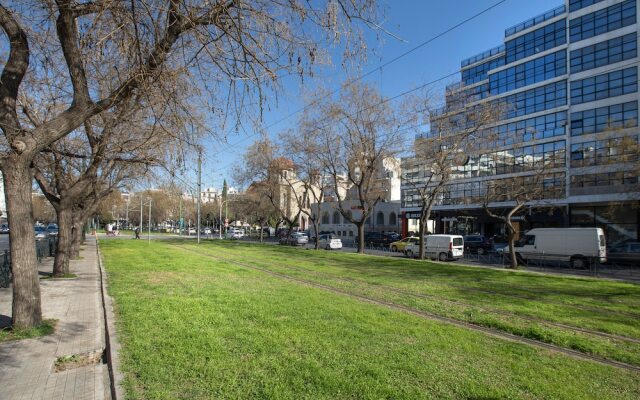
401;0;640;245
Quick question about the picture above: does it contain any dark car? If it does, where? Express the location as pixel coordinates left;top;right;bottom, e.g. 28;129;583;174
463;235;493;255
362;232;401;247
607;242;640;266
0;224;8;234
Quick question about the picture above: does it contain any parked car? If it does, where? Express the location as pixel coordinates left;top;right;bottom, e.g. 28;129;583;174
606;241;640;266
279;232;308;246
34;226;49;239
225;229;245;239
463;235;493;255
47;223;59;237
362;232;401;247
0;224;8;234
389;236;419;252
318;234;342;250
404;234;464;261
513;228;607;268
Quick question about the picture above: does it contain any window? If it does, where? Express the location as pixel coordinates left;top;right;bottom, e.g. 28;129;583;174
499;81;567;119
570;135;638;167
461;57;505;85
389;212;397;226
569;0;636;42
570;33;637;73
332;211;340;224
570;101;638;136
570;67;637;105
505;20;566;64
376;212;385;225
321;212;329;225
569;0;606;12
571;171;638;189
489;51;566;95
477;111;566;149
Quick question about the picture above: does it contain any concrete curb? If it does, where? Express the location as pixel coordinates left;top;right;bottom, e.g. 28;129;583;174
96;239;125;400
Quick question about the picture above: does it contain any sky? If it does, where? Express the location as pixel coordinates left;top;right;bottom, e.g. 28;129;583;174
191;0;562;192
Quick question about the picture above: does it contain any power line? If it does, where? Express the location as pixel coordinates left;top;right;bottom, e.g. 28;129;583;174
208;0;509;157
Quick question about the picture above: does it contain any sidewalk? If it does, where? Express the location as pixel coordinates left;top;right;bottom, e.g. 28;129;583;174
0;237;110;399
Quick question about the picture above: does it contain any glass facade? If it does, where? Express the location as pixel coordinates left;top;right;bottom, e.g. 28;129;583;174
489;51;566;95
461;57;505;86
569;0;636;42
505;20;566;64
569;0;606;12
570;134;638;167
570;101;638;136
402;1;639;241
500;81;567;119
570;66;637;104
570;33;637;73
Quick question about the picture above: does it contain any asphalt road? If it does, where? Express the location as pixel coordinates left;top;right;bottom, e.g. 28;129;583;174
0;234;8;253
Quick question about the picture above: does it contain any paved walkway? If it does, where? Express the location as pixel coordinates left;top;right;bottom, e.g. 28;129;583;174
0;237;109;399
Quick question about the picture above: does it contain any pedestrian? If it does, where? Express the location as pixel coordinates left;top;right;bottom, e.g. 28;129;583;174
134;225;140;239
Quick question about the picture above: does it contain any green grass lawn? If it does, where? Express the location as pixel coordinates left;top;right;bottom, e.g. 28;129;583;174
101;239;640;399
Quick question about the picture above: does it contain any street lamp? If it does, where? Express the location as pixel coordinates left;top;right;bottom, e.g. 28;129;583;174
218;198;231;239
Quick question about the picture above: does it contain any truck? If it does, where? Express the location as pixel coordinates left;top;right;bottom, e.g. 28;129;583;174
404;234;464;261
513;228;606;268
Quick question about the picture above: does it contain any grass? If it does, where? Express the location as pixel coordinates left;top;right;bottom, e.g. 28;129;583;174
0;319;57;343
191;241;640;366
101;239;640;400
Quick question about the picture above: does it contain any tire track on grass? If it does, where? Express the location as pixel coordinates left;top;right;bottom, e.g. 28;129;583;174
206;246;640;346
174;244;640;373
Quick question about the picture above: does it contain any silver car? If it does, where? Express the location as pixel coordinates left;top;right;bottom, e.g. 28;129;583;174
280;232;309;246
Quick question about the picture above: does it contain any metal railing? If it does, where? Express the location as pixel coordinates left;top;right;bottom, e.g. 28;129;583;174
0;251;10;288
0;238;57;288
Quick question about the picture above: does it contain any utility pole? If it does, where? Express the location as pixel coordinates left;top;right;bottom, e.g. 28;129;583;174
178;192;182;236
148;198;152;244
125;196;130;229
197;149;202;244
140;196;143;232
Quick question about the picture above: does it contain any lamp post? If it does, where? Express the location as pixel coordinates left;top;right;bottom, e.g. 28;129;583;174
218;198;231;239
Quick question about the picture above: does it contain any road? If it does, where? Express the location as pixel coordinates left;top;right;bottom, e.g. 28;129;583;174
0;234;8;253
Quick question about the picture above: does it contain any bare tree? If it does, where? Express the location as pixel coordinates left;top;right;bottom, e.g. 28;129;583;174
234;138;304;236
402;94;502;259
0;1;380;328
307;83;408;253
278;130;326;248
483;164;564;269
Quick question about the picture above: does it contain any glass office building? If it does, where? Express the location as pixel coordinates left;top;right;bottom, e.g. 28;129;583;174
401;0;639;244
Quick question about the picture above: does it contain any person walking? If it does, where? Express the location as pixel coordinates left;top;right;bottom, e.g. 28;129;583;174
134;225;141;239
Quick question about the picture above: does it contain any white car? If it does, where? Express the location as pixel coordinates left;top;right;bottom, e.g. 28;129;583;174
203;228;212;235
318;234;342;250
225;229;244;239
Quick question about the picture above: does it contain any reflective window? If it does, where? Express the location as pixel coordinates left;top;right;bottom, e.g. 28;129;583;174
570;67;637;105
500;81;567;119
570;101;638;136
569;0;606;12
505;20;566;64
489;51;566;95
571;171;638;188
461;57;505;86
570;135;638;167
570;33;637;73
569;0;636;42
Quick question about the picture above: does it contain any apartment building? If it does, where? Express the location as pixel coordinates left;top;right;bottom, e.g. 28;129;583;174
401;0;639;244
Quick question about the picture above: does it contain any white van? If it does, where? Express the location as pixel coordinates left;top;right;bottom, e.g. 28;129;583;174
404;235;464;261
513;228;606;268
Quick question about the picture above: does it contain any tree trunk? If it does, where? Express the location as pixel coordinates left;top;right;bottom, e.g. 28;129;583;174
53;205;72;277
4;159;42;328
506;221;518;269
312;219;320;250
356;222;365;254
70;219;84;259
418;219;426;260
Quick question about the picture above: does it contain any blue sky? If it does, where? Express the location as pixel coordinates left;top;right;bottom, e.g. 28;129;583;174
195;0;562;190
